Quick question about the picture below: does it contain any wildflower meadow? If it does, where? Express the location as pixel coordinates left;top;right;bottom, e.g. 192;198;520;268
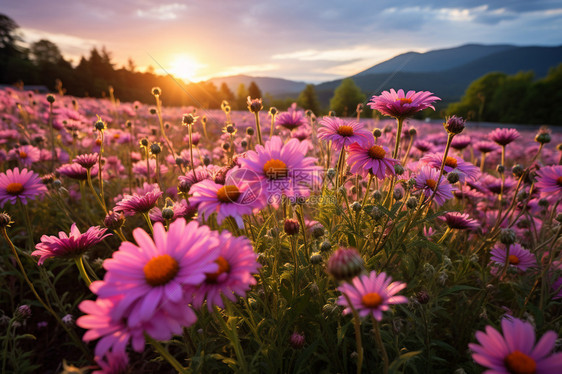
1;86;562;374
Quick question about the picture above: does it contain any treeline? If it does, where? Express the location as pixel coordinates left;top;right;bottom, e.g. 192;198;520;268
0;14;269;109
447;64;562;125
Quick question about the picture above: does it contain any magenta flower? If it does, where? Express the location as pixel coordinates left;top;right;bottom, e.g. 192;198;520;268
451;135;472;151
114;184;162;216
73;153;99;169
414;165;455;206
420;152;480;183
276;103;307;131
441;212;479;231
317;117;372;149
177;166;212;193
337;271;408;321
8;145;41;167
187;231;260;311
57;163;98;180
490;128;520;146
132;159;169;178
189;177;263;228
0;167;47;207
32;223;111;265
489;244;536;273
367;89;440;120
535;165;562;194
96;219;219;326
238;136;320;206
469;317;562;373
347;139;399;180
149;199;195;223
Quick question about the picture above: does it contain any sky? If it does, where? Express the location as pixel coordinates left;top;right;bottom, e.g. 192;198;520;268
4;0;562;83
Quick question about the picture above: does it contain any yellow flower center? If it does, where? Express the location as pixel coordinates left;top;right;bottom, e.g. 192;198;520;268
445;156;458;168
19;151;28;159
557;176;562;186
216;185;241;203
143;254;179;286
263;159;288;180
368;145;386;159
205;256;230;283
508;254;520;265
337;125;354;137
504;350;536;374
361;292;383;308
396;98;413;104
425;179;437;189
6;182;24;195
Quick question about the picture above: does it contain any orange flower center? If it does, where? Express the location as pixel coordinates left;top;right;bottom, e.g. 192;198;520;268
557;176;562;186
337;125;354;137
143;254;179;286
205;256;230;283
263;159;288;180
361;292;383;308
425;179;437;189
396;98;413;104
445;156;458;168
19;151;28;159
504;350;536;374
95;139;102;146
6;182;24;195
508;254;520;265
368;145;386;159
113;133;121;139
216;185;241;203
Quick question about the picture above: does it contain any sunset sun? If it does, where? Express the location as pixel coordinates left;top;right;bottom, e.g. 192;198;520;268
168;54;204;82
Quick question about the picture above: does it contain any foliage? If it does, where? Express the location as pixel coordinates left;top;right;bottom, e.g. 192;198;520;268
329;78;366;117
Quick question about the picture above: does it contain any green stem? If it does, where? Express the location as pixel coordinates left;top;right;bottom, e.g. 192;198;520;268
437;227;452;245
343;293;363;374
145;334;188;374
19;200;35;251
97;132;106;211
254;112;263;146
143;212;154;235
86;169;107;214
392;118;404;160
372;318;389;374
189;124;196;180
214;306;249;373
74;256;92;286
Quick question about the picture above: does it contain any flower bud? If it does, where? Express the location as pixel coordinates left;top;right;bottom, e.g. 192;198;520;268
46;94;55;104
182;113;196;125
393;188;403;201
290;332;305;349
351;202;362;212
444;115;466;135
320;241;331;252
284;219;300;236
311;224;325;239
328;110;336;117
0;212;13;228
310;252;323;265
326;247;364;282
225;124;236;134
269;107;278;116
94;120;106;132
373;128;382;138
162;207;175;220
408;127;417;136
151;87;161;96
15;305;31;321
327;168;336;180
535;131;551;144
406;196;418;209
372;190;382;201
104;211;125;230
149;143;161;155
416;291;430;304
496;164;504;174
499;228;516;245
246;127;255;136
512;164;524;177
447;171;460;184
394;164;404;175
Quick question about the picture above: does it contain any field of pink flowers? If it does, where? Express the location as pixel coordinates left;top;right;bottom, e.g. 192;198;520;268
1;86;561;374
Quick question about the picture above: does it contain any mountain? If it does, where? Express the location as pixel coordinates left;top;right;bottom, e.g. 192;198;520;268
315;44;562;104
206;74;307;96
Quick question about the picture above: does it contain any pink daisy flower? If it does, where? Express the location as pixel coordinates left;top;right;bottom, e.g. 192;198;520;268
367;89;440;120
490;128;520;146
276;103;307;131
8;145;41;167
420;152;480;183
73;153;99;169
92;351;128;374
32;223;111;265
78;282;195;360
440;212;479;231
317;117;372;150
187;231;260;311
414;165;455;206
96;219;219;326
535;165;562;194
132;159;169;179
238;136;320;206
57;163;98;180
489;244;537;273
189;177;262;228
0;167;47;207
337;271;408;321
451;135;472;151
469;317;562;373
114;184;163;216
347;139;399;180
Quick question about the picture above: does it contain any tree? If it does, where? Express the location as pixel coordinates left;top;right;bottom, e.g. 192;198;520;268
329;78;365;117
248;81;262;99
236;83;248;110
219;82;235;104
31;39;63;65
0;14;23;57
297;84;321;115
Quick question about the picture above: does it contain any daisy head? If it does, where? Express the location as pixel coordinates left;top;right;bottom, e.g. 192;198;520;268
367;89;440;120
317;117;372;150
337;271;408;321
347;138;399;180
0;167;47;207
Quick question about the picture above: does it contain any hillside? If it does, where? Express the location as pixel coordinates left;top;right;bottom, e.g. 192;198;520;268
206;74;307;96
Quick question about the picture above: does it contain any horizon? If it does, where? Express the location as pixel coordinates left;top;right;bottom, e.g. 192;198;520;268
3;1;562;84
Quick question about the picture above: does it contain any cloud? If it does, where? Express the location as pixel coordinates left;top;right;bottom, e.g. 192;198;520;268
135;3;188;20
20;27;101;62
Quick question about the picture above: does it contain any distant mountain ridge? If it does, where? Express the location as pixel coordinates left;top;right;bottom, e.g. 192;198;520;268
206;74;307;96
203;44;562;106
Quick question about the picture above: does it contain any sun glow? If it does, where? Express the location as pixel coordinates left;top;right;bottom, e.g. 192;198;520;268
168;54;205;82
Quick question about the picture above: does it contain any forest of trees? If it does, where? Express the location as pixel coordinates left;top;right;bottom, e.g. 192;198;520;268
446;65;562;125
